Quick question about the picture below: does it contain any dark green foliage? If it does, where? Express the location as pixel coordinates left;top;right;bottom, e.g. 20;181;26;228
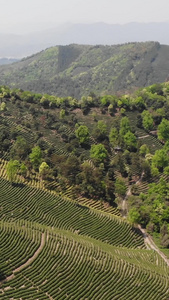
29;146;42;169
124;131;137;150
115;177;127;197
92;120;108;141
142;110;154;131
109;127;119;146
75;125;89;145
6;160;20;183
129;178;169;238
128;208;141;224
119;116;131;137
10;136;30;160
157;118;169;141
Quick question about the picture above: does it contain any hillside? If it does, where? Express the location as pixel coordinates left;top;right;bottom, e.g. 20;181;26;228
0;83;169;298
1;42;169;98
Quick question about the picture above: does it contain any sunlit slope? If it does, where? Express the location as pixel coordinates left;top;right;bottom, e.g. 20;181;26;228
0;221;168;300
0;177;144;249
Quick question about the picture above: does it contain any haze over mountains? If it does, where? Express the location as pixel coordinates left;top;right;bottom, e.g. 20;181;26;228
1;22;169;58
0;41;169;98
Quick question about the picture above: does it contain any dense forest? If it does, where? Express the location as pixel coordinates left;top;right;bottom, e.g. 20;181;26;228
1;42;169;98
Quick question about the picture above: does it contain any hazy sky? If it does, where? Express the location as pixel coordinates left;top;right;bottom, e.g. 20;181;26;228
1;0;169;33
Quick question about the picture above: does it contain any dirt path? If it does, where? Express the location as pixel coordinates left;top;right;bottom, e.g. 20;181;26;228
122;186;131;217
138;225;169;267
0;232;45;284
122;172;144;217
138;135;150;139
122;173;169;267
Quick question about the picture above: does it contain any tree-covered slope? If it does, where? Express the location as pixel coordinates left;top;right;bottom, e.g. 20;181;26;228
0;82;169;248
0;82;169;298
1;42;169;98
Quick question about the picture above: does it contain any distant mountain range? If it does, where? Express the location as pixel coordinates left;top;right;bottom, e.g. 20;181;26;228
0;22;169;58
0;58;19;65
0;42;169;98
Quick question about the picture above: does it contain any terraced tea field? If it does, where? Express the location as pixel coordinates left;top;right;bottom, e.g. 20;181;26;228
0;91;169;299
0;173;169;299
0;177;144;249
0;221;168;300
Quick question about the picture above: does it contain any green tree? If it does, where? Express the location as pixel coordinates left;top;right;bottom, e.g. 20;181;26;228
75;125;89;145
10;136;29;160
61;156;80;184
6;160;20;183
152;148;169;171
20;163;27;177
29;146;42;169
39;162;49;179
108;104;114;115
139;144;150;157
93;120;107;141
79;162;105;199
123;131;137;150
114;177;127;197
151;165;159;177
100;95;116;107
128;208;141;224
119;117;131;137
109;127;119;146
97;120;107;135
60;109;66;119
0;102;6;111
141;110;154;131
157;118;169;142
90;144;108;164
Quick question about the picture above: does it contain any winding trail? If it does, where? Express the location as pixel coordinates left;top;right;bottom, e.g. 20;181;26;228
122;172;144;217
121;187;131;217
0;232;45;284
122;173;169;267
138;225;169;267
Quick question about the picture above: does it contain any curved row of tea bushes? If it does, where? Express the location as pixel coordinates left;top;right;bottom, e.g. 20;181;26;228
0;177;144;249
0;228;168;300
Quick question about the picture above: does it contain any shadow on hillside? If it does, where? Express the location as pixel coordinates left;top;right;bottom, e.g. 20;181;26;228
0;270;6;282
76;203;89;210
12;182;25;188
131;226;144;237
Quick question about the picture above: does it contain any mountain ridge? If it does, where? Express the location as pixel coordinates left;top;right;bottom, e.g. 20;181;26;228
1;42;169;98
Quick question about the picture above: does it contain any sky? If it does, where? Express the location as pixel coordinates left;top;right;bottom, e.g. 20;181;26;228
1;0;169;34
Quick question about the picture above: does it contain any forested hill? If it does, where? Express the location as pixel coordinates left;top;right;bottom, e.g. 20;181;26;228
1;42;169;98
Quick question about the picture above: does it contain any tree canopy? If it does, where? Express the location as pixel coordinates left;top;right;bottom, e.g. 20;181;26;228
90;144;108;163
75;125;89;145
6;160;20;183
29;146;42;169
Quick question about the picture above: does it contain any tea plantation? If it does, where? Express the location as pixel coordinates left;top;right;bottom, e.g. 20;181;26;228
0;83;169;299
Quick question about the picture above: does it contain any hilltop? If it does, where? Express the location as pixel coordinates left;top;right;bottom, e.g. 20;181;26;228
1;42;169;98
